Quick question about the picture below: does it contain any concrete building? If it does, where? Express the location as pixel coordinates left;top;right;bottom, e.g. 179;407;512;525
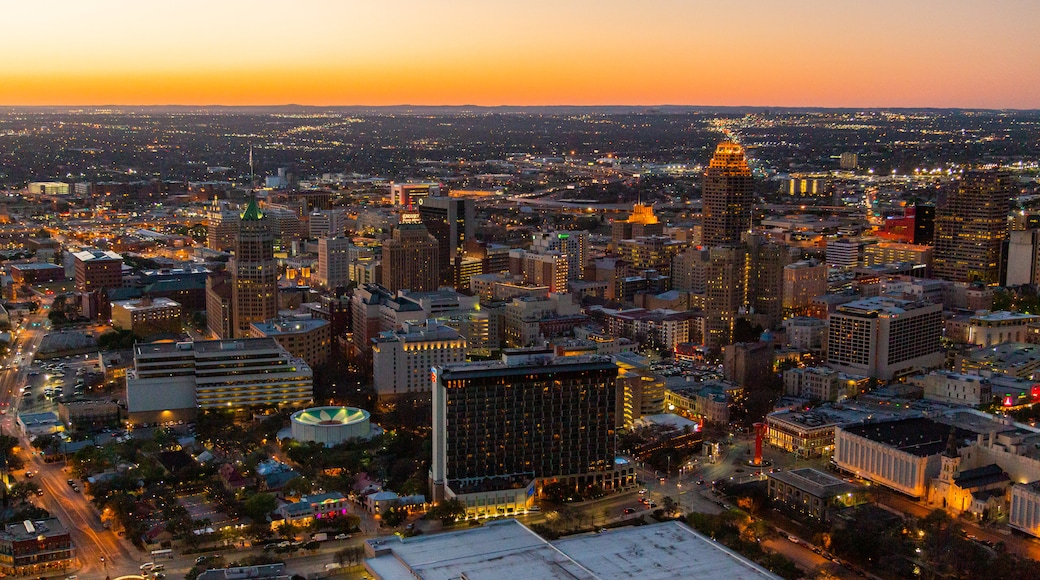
933;170;1012;283
723;341;773;388
826;240;864;269
314;237;353;290
702;141;753;247
308;209;348;238
508;249;569;293
783;366;867;402
1006;229;1040;286
833;417;974;498
616;235;687;280
531;231;588;281
390;182;440;207
72;248;122;293
612;203;664;249
431;351;626;518
956;342;1040;379
364;519;780;580
111;297;183;337
126;338;313;424
372;320;467;399
381;222;441;293
826;297;943;380
767;468;863;522
207;207;240;252
783;316;828;352
909;371;993;407
249;317;332;368
782;260;828;315
1011;482;1040;537
231;200;279;338
863;242;933;272
614;354;666;428
597;307;696;351
205;271;233;339
503;293;584;348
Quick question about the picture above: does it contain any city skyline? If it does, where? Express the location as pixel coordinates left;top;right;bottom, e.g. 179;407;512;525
3;0;1039;108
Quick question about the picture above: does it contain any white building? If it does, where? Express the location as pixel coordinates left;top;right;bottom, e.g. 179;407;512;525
908;371;992;407
309;209;349;238
372;320;467;399
390;182;440;207
826;240;864;269
826;297;943;380
1011;482;1040;538
783;366;867;401
126;338;313;424
783;316;827;352
315;237;354;290
967;311;1040;347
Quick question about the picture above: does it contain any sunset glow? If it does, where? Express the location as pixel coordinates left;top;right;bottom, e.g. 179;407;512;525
2;0;1038;107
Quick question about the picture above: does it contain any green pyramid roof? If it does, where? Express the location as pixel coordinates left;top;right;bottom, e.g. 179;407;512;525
241;198;264;221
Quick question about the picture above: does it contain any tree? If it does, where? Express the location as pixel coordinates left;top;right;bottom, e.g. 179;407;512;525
8;481;41;502
425;499;466;525
242;493;277;524
381;503;409;528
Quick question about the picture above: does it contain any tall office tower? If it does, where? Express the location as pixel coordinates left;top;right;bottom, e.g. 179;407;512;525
508;249;569;293
839;152;859;170
702;141;753;247
231;200;278;338
826;297;943;380
205;272;233;339
265;205;302;250
417;195;475;287
431;350;620;512
390;182;440;207
783;260;828;316
912;204;935;244
531;231;588;281
308;209;349;239
744;232;789;330
933;170;1013;283
207;206;240;252
381;222;441;293
704;245;748;350
1005;229;1040;286
315;237;353;290
616;235;688;279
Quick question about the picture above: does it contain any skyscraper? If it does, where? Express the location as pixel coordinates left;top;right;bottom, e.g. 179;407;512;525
431;350;622;513
702;141;753;247
417;195;475;287
231;199;279;338
933;170;1012;283
381;221;441;293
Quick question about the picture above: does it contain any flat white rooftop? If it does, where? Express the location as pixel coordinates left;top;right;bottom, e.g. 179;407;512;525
364;519;778;580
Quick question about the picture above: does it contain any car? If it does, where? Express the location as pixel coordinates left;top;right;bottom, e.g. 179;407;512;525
25;471;33;478
35;489;43;497
195;556;209;564
623;508;636;515
527;505;540;512
334;533;352;540
277;541;290;548
697;479;705;485
152;573;165;579
638;488;648;495
140;563;154;572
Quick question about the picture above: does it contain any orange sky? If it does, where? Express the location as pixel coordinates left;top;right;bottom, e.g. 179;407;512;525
2;0;1038;107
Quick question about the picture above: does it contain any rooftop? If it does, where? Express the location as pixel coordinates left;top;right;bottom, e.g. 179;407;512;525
112;297;181;311
365;519;778;580
841;417;974;457
250;318;329;335
768;468;859;498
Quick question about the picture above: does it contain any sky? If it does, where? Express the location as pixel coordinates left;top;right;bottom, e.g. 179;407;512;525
2;0;1038;108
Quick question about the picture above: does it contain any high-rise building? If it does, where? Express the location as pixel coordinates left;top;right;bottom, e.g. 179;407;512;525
431;350;621;511
309;209;349;239
249;317;332;368
205;271;233;339
207;205;240;252
826;297;943;380
508;249;569;293
702;141;753;247
839;152;859;170
315;237;353;290
826;240;865;269
231;200;279;338
1006;229;1040;286
863;242;933;272
531;231;588;281
372;320;468;400
705;245;748;350
390;182;440;207
381;222;441;293
417;195;475;287
782;260;828;315
72;249;123;293
933;170;1012;283
616;235;688;279
912;204;935;244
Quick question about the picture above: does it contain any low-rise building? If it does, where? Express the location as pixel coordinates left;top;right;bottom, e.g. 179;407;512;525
111;297;183;337
767;468;864;521
783;316;828;352
1011;482;1040;538
0;519;75;577
783;367;868;402
956;342;1040;379
908;371;993;407
277;492;352;525
58;400;121;431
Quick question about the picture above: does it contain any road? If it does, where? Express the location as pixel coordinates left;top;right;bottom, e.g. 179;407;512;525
0;304;144;579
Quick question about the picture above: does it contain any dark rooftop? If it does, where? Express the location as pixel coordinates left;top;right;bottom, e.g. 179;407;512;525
841;417;974;457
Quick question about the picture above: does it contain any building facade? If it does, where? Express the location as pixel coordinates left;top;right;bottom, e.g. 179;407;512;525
702;141;753;247
826;297;943;380
372;321;468;399
231;200;279;338
249;317;332;368
381;223;441;293
933;170;1012;283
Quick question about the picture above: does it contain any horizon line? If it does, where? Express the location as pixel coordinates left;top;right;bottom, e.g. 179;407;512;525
2;103;1040;112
